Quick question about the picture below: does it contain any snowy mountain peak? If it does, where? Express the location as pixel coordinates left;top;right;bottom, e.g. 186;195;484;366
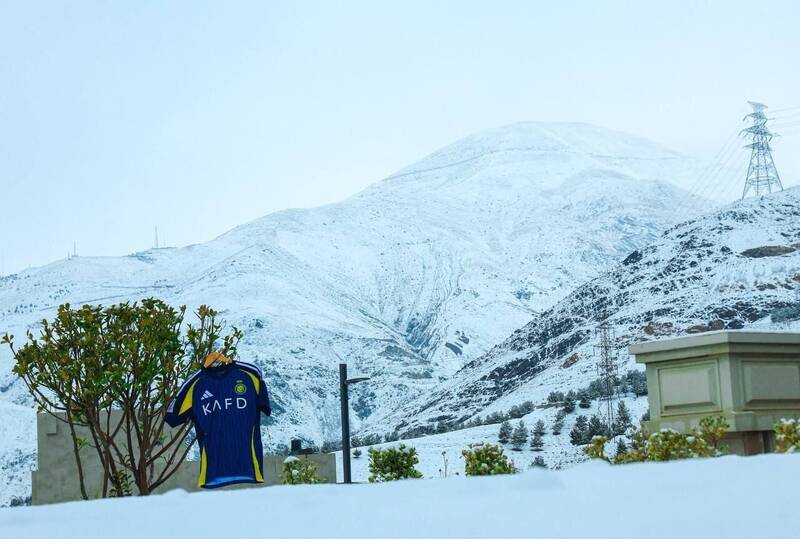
0;122;708;506
379;121;692;195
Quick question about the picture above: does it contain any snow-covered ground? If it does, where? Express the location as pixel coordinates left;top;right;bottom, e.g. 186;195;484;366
2;453;798;539
0;403;36;506
338;395;649;480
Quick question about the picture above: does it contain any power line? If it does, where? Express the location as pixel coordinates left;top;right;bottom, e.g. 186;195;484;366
670;120;745;222
769;111;800;122
769;104;800;114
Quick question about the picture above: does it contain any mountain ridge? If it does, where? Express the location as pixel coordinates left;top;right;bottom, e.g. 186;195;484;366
371;188;800;436
0;121;708;505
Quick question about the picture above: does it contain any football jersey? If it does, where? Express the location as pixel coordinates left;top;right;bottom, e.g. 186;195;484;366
165;361;271;489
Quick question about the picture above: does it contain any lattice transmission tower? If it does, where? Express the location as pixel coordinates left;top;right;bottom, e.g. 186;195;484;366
595;320;619;437
741;101;783;199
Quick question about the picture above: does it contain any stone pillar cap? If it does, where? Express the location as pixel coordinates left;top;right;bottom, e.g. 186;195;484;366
629;330;800;356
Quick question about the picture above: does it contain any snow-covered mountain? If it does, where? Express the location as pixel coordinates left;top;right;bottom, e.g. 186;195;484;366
0;122;706;505
377;188;800;436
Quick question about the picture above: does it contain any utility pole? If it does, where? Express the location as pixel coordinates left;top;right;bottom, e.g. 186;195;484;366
339;363;370;484
339;363;352;483
595;320;619;437
154;226;159;249
741;101;783;198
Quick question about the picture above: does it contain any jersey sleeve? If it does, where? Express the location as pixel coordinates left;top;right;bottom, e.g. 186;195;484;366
258;376;271;416
165;373;200;427
238;361;271;416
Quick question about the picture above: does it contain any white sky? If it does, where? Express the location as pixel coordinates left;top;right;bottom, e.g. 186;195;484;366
1;1;799;275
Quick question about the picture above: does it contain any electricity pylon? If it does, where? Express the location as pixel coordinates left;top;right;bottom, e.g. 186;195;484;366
741;102;783;199
595;320;619;437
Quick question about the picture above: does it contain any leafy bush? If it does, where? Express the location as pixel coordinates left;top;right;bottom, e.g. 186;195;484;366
368;444;423;482
281;457;324;485
547;391;565;403
584;436;610;462
531;456;547;469
774;418;800;452
645;430;703;461
587;416;730;464
462;443;516;476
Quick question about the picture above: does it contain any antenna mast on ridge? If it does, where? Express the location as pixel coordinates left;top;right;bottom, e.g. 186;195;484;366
741;101;783;199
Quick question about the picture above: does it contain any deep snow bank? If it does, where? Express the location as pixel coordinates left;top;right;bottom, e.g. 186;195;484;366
2;453;797;539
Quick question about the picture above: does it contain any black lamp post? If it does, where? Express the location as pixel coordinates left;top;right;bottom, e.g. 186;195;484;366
339;362;370;484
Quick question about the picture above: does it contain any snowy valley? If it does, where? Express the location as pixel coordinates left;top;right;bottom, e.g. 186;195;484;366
4;121;792;506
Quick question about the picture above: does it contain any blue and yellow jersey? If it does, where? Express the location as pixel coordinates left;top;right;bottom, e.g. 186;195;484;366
165;361;271;489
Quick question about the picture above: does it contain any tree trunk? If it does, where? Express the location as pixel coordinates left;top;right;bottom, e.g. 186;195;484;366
64;411;89;501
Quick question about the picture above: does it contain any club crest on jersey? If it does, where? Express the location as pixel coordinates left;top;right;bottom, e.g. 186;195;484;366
202;396;247;416
234;380;247;395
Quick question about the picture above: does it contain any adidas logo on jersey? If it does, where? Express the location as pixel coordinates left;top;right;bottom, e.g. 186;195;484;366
201;390;214;401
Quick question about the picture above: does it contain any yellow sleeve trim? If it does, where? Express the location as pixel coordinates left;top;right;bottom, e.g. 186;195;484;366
179;379;199;415
251;427;264;482
197;447;207;487
244;371;260;394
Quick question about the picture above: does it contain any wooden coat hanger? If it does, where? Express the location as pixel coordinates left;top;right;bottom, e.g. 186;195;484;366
203;351;233;369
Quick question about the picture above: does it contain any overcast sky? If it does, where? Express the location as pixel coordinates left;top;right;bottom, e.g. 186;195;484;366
1;1;798;275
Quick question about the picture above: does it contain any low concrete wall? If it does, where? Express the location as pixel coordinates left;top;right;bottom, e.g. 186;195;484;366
32;412;336;505
630;330;800;455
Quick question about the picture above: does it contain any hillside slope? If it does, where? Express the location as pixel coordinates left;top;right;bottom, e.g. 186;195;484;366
0;122;703;435
377;188;800;435
0;122;707;505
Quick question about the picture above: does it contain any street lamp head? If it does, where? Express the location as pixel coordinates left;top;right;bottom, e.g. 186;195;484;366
346;376;370;385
